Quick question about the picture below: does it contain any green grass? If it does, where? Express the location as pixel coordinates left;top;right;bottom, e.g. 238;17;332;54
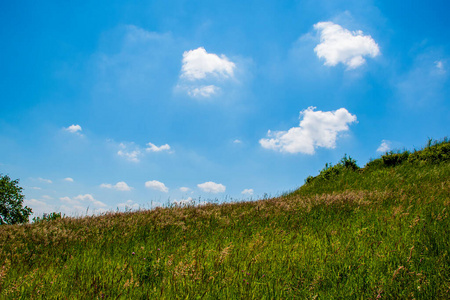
1;139;449;299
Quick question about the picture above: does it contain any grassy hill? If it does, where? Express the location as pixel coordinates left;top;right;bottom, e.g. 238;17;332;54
1;139;449;299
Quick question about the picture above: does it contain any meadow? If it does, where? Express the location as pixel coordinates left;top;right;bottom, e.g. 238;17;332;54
0;139;449;299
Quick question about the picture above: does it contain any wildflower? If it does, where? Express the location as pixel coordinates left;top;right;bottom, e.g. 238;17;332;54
132;252;135;255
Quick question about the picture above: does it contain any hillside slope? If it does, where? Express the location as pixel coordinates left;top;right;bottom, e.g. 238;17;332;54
1;140;449;299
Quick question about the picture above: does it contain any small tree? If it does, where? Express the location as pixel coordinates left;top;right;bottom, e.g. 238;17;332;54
0;174;32;225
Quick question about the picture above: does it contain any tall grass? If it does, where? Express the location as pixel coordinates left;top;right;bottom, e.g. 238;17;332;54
1;139;449;298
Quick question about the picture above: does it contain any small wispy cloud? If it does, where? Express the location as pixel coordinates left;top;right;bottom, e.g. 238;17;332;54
179;187;191;192
145;180;169;193
117;141;172;162
434;60;446;74
100;181;133;191
172;197;194;206
197;181;226;193
64;124;83;135
64;177;74;182
73;194;107;208
241;188;254;196
377;140;391;153
117;150;141;162
117;199;140;211
60;194;107;209
146;142;171;152
37;177;52;184
187;85;220;98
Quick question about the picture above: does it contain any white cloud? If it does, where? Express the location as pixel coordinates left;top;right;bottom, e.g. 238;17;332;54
233;139;242;144
241;189;254;196
60;196;80;205
179;187;191;192
24;199;55;216
396;53;448;106
187;85;220;98
58;194;108;216
260;107;357;154
435;60;444;70
145;180;169;193
65;124;82;134
100;181;132;191
146;142;171;152
434;60;446;75
30;187;42;190
117;141;171;162
117;149;141;162
64;177;74;182
314;22;380;69
197;181;226;193
377;140;391;153
37;177;52;184
117;199;140;211
73;194;107;208
181;47;235;81
173;197;194;206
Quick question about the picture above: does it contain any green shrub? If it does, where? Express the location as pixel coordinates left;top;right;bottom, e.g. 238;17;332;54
382;151;410;167
339;154;359;171
305;154;359;184
408;138;450;163
33;212;63;223
364;158;383;169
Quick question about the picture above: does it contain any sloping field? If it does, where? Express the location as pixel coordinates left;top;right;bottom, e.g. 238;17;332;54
1;140;449;299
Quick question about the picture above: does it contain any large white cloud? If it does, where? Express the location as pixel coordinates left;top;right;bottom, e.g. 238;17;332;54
181;47;235;81
260;107;357;154
314;22;380;69
100;181;133;191
197;181;226;193
145;180;169;193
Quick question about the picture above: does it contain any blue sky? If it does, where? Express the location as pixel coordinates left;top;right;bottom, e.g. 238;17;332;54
1;0;449;217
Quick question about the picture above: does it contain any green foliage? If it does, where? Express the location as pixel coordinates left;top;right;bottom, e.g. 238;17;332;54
408;138;450;163
0;174;32;225
305;154;359;184
365;138;450;170
33;212;63;223
382;151;410;166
